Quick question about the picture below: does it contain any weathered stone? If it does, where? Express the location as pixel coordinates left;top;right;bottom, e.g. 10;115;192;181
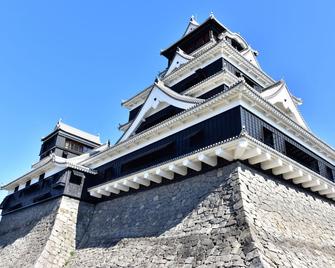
1;163;335;267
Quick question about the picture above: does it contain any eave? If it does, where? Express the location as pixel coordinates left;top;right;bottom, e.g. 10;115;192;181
1;154;97;191
160;16;226;59
88;134;335;203
80;82;335;171
123;39;274;110
118;69;238;130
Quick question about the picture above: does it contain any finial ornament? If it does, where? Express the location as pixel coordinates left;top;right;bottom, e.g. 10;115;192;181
210;12;215;19
56;118;62;129
239;126;248;137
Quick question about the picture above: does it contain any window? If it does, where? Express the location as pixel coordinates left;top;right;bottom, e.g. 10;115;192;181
39;173;45;181
263;128;274;148
62;151;68;158
121;142;176;174
65;139;89;153
14;186;19;192
69;175;82;185
187;130;204;149
285;141;320;173
326;167;334;181
25;180;31;187
104;167;114;179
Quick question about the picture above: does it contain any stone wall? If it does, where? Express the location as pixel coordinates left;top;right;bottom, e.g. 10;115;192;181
0;196;83;268
0;198;60;268
1;162;335;267
238;167;335;267
67;164;262;267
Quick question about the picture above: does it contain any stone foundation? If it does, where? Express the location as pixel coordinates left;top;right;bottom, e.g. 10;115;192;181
1;162;335;267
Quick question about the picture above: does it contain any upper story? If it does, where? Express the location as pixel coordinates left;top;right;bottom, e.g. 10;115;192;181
39;121;101;160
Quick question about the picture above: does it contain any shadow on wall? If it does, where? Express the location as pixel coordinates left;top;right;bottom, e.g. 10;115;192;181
0;198;60;259
74;163;238;249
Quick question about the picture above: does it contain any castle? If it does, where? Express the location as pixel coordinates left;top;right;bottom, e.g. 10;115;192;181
1;15;335;268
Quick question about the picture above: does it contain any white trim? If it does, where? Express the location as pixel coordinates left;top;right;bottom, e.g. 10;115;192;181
83;83;335;171
120;80;202;142
261;81;308;129
183;16;199;36
123;38;274;110
88;135;335;204
118;70;238;133
165;48;194;76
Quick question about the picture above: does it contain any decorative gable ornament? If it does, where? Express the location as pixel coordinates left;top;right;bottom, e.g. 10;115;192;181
183;16;199;36
164;47;194;76
119;79;203;142
261;80;308;129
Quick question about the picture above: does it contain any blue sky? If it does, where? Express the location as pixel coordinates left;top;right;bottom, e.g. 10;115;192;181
0;1;334;203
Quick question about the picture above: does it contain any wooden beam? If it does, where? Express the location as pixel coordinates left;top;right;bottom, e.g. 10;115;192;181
283;170;303;180
234;140;249;159
272;164;293;175
90;191;102;198
198;154;217;167
144;173;162;183
215;148;233;161
302;179;320;188
105;186;120;194
156;169;174;180
311;184;328;192
248;153;271;165
169;164;187;176
123;180;140;189
183;159;201;171
292;174;312;184
261;158;283;170
113;183;129;192
319;188;335;196
133;176;150;187
97;189;111;196
327;192;335;198
239;147;262;161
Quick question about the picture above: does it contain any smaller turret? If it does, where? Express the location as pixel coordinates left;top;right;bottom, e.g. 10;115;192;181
39;121;101;160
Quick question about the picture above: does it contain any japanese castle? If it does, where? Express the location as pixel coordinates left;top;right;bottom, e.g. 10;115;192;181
1;15;335;215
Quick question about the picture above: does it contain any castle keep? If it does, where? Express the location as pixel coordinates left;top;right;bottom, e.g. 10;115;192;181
1;15;335;268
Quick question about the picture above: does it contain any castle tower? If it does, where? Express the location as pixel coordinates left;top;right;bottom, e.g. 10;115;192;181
1;15;335;267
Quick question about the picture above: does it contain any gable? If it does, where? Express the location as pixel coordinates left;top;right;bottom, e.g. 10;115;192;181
261;81;308;129
119;80;203;142
183;16;199;36
165;48;194;77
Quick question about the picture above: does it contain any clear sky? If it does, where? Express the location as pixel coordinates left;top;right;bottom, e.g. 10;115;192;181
0;1;334;203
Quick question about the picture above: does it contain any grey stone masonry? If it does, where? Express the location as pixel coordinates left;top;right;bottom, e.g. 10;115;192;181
0;198;61;268
1;162;335;267
0;196;81;268
237;166;335;267
67;164;263;268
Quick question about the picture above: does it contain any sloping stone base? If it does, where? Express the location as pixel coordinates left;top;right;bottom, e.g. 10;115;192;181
1;162;335;267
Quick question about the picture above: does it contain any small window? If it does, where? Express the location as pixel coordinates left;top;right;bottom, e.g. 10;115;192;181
189;130;204;148
39;173;45;181
263;128;274;148
25;180;31;187
326;167;334;181
104;167;114;179
14;186;19;192
65;139;85;153
69;175;82;185
62;151;68;158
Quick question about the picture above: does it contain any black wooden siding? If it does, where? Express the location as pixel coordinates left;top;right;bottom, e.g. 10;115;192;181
241;107;335;180
86;107;243;191
128;57;263;122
